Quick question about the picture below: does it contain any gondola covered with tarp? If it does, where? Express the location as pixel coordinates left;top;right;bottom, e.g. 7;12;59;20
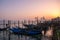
9;27;42;35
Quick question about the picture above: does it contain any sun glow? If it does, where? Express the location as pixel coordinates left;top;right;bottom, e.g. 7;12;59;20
52;13;60;18
51;9;60;18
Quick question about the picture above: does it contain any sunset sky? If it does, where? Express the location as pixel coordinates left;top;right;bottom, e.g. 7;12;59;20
0;0;60;20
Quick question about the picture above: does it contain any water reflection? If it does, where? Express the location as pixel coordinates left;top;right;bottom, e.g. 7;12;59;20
0;31;38;40
45;27;53;37
0;27;53;40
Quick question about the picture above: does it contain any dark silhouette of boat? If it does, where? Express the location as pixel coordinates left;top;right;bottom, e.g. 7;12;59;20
23;24;37;29
0;27;8;31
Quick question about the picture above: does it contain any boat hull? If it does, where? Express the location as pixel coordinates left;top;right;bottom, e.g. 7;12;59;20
9;28;42;35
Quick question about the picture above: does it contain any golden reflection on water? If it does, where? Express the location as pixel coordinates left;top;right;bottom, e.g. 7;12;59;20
45;27;53;37
42;27;53;37
46;29;53;37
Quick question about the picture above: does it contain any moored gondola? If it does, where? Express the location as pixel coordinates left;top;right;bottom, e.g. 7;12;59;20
23;24;37;29
0;27;8;31
9;27;42;35
9;27;26;35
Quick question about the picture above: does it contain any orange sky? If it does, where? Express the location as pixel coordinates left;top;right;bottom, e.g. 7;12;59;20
0;0;60;20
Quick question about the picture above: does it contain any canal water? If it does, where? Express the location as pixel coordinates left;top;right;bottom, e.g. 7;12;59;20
0;31;39;40
0;21;53;40
0;27;53;40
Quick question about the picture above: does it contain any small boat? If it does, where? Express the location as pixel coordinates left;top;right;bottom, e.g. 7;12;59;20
23;24;36;28
9;27;26;35
25;29;42;35
9;27;42;35
0;27;8;31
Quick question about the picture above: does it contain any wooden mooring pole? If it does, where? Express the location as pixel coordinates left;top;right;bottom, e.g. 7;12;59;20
18;20;20;28
3;20;5;40
8;20;11;40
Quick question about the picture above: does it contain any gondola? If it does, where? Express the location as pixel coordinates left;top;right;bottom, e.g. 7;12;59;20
9;27;26;35
25;29;42;35
9;27;42;35
23;24;37;28
0;27;8;31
